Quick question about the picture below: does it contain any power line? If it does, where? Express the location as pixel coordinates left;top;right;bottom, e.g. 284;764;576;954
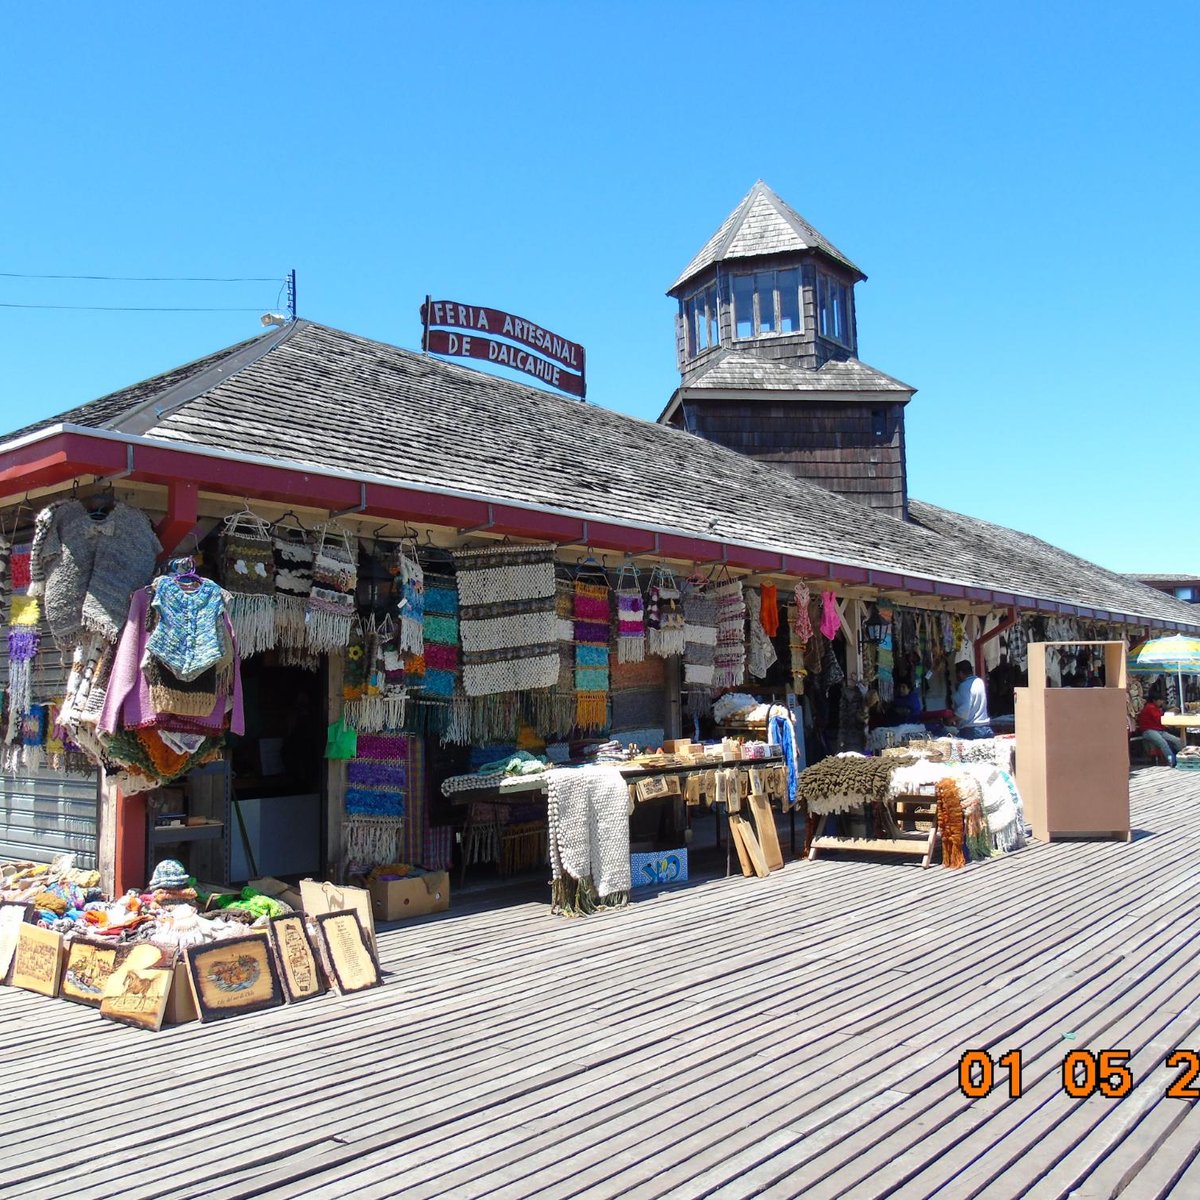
0;302;266;312
0;272;281;282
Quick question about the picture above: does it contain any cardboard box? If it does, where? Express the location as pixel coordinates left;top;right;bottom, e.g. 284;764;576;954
299;879;377;953
665;739;695;753
369;870;450;923
248;876;304;911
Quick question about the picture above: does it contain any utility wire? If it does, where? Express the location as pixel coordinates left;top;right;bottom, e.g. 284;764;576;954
0;272;280;282
0;302;266;312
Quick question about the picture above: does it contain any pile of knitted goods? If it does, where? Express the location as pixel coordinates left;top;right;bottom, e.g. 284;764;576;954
796;752;915;816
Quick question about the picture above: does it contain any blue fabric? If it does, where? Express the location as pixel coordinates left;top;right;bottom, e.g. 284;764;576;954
768;710;799;808
146;576;228;681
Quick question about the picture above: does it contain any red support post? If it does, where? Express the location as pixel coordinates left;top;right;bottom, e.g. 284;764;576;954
155;479;199;558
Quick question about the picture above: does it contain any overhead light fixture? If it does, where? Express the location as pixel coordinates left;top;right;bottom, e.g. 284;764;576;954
260;312;288;328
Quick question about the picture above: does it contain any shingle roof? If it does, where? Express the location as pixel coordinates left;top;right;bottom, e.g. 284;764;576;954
682;348;914;394
1124;573;1200;584
670;181;865;293
15;320;1198;629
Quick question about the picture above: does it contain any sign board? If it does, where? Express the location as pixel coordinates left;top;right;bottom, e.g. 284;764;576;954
421;298;585;399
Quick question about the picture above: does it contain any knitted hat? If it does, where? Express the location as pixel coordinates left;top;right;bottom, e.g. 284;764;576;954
148;858;190;890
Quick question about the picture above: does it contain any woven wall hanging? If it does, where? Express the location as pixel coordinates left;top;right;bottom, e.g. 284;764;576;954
271;515;317;669
614;563;645;664
573;567;611;732
393;540;425;657
453;542;559;697
306;521;358;653
746;587;778;680
645;564;685;658
713;576;747;688
682;580;717;712
218;507;277;657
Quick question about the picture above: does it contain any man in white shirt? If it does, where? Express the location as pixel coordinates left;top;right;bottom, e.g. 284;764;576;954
953;660;994;740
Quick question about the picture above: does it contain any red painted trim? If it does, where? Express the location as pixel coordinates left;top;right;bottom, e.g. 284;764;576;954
155;479;199;558
868;569;903;588
991;592;1017;606
902;576;937;594
784;555;831;578
658;532;721;562
831;564;869;584
936;582;966;598
964;587;992;602
726;545;781;571
114;791;148;894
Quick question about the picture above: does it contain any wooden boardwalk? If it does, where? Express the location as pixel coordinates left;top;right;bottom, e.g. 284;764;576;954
4;766;1200;1199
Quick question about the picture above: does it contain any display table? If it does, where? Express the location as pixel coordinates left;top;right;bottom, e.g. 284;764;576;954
1161;714;1200;746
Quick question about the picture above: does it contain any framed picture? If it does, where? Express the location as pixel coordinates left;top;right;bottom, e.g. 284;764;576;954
100;944;175;1032
184;935;285;1022
314;910;381;993
0;902;35;984
10;923;64;997
62;938;122;1007
268;915;327;1003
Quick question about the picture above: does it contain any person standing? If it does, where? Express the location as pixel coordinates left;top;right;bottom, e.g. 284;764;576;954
953;659;994;740
1137;698;1181;767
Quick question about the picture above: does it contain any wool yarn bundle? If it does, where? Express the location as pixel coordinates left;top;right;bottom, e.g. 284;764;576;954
797;753;913;815
682;582;717;713
454;543;559;697
614;564;646;664
573;576;611;732
219;509;277;658
272;519;315;666
306;522;358;653
713;578;747;689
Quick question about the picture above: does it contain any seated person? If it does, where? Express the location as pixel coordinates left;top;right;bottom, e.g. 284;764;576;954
889;680;923;724
953;660;994;740
1137;698;1181;767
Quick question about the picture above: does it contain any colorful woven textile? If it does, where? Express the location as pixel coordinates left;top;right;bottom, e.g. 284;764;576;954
793;583;813;645
713;578;747;688
746;587;778;680
423;824;453;871
218;511;277;657
646;565;685;658
342;732;409;873
453;543;559;697
394;542;425;657
547;765;631;913
574;578;610;732
306;522;358;652
615;566;645;664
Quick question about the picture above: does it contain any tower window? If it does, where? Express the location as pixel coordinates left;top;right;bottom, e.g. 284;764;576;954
684;283;719;357
731;269;803;340
818;273;852;345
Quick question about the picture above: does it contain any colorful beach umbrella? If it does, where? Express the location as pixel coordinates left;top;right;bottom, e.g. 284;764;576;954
1127;634;1200;705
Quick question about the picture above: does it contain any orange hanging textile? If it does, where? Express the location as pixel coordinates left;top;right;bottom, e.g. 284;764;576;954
759;584;779;637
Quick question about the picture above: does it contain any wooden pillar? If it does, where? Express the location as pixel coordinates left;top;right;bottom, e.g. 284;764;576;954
664;655;682;741
154;479;199;558
325;653;346;881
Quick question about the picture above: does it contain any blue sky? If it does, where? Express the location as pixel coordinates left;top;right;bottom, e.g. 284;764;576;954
2;3;1196;573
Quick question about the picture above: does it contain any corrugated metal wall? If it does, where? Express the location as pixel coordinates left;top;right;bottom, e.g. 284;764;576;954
0;599;100;869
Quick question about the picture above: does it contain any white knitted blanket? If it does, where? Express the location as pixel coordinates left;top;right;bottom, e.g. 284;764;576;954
547;766;631;898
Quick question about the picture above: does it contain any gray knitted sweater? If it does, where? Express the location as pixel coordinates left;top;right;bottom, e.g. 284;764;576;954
29;500;161;643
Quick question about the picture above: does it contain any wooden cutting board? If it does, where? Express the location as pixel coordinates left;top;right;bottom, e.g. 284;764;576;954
728;813;754;877
749;793;784;871
729;814;770;878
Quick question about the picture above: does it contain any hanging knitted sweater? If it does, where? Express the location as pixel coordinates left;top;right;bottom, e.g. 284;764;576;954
29;500;161;644
145;576;230;682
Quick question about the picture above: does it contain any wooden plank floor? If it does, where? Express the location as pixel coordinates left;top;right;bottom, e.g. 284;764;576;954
4;766;1200;1200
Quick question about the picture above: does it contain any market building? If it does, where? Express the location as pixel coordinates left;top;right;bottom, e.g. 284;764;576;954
0;183;1196;910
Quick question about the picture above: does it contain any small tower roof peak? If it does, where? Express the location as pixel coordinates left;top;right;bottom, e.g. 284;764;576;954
669;181;864;294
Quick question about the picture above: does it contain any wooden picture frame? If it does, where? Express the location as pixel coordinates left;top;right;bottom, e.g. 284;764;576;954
100;944;175;1032
314;910;381;993
268;914;327;1003
0;902;35;984
10;923;64;997
62;938;123;1007
184;935;285;1022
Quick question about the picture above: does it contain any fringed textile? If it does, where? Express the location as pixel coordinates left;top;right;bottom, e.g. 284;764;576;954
273;523;315;665
219;512;277;657
746;586;778;680
454;543;559;696
615;565;646;664
936;777;966;868
306;522;358;652
547;765;631;915
395;543;425;656
574;579;610;732
713;578;747;688
645;565;685;658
